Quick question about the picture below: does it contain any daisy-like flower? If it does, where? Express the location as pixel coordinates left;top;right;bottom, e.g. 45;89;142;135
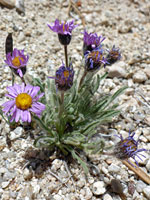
5;48;29;77
85;47;108;71
47;19;78;45
2;84;45;123
106;45;121;65
49;62;74;91
83;30;105;54
114;131;146;166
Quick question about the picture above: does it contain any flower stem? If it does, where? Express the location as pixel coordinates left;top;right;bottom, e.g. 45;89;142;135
21;76;26;85
64;45;68;67
59;91;64;117
79;70;87;89
12;71;15;86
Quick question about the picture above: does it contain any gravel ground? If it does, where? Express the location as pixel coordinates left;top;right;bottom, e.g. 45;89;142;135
0;0;150;199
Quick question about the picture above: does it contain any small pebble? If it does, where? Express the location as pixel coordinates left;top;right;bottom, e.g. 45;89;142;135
92;181;106;195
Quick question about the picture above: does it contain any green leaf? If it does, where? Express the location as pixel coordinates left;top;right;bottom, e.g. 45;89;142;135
69;148;89;174
0;108;9;124
34;136;56;148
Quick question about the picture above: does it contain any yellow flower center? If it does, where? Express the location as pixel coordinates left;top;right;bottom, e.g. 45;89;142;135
88;51;102;62
110;50;119;59
122;139;137;152
16;93;32;110
12;56;24;67
63;70;69;78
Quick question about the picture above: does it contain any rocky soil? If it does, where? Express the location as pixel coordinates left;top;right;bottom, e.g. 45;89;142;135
0;0;150;199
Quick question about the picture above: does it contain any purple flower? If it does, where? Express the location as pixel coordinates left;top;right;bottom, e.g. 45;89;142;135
47;19;78;45
49;63;74;91
84;47;108;71
5;48;29;77
114;131;146;167
106;45;121;65
83;30;105;54
2;84;45;123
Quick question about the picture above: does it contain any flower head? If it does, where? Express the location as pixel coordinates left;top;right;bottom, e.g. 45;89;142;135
49;63;74;91
47;19;78;45
2;84;45;123
83;30;105;54
5;48;29;77
106;45;121;65
114;131;146;166
85;47;108;71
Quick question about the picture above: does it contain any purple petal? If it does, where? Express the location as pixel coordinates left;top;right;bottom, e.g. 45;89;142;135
33;92;44;101
27;111;31;123
15;108;21;122
29;86;40;98
2;100;15;114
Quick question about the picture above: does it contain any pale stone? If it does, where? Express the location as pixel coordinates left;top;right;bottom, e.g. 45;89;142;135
0;0;24;13
85;187;92;200
92;181;106;195
103;194;113;200
146;159;150;171
143;186;150;199
108;164;120;173
1;181;10;189
51;159;63;171
108;62;127;78
23;168;33;180
10;126;24;140
53;194;63;200
133;71;147;83
0;0;15;8
136;181;146;193
144;67;150;78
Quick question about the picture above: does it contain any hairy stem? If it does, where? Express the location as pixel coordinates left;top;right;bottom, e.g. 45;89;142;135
58;91;64;118
21;76;26;85
12;71;15;86
64;45;68;67
79;70;87;89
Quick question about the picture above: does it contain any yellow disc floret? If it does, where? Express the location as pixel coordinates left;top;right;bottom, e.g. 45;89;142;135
12;56;24;67
63;70;69;78
16;93;32;110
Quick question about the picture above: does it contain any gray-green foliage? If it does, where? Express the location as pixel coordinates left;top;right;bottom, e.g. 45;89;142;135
33;70;127;173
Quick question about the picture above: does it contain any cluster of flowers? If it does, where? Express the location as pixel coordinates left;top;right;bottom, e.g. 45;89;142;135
2;19;145;166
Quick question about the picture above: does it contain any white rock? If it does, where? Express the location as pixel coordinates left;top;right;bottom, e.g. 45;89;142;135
133;71;147;83
143;128;150;136
23;168;33;180
92;181;106;195
53;194;63;200
1;181;10;189
33;184;40;194
103;194;113;200
133;190;140;199
108;61;127;78
143;128;150;141
51;159;63;171
101;166;108;174
85;187;92;200
10;126;23;140
136;181;146;193
144;67;150;78
143;186;150;199
108;164;120;173
18;31;25;43
77;180;85;188
146;159;150;171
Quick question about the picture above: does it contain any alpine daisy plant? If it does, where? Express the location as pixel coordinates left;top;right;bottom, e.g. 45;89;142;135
1;19;129;174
